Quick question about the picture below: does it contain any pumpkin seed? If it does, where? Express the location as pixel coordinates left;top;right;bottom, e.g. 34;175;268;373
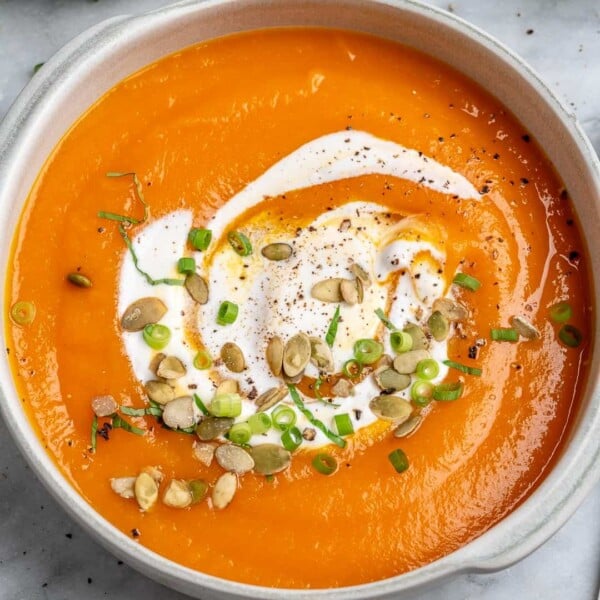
110;477;136;499
196;416;234;441
266;336;284;376
67;272;92;288
91;395;118;418
309;337;334;372
192;441;216;466
145;380;176;405
184;273;209;304
356;276;364;303
331;378;353;397
221;342;245;373
256;386;288;412
162;396;195;430
212;472;237;509
393;349;431;374
216;379;239;395
403;324;429;350
282;370;304;384
393;415;422;438
510;315;540;340
369;395;413;423
374;367;411;391
189;479;209;504
140;465;164;484
376;354;393;369
432;297;469;321
311;278;343;303
215;444;255;474
283;333;311;377
149;352;166;375
121;297;167;332
261;242;293;261
349;262;371;287
250;444;291;475
162;479;193;508
340;279;359;305
134;472;159;511
428;311;450;341
156;355;187;380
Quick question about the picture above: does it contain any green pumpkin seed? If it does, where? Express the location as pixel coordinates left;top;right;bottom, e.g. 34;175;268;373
215;444;255;474
149;352;166;375
162;396;195;429
340;279;359;305
393;415;422;438
266;336;284;376
162;479;193;508
67;272;92;288
145;380;176;405
184;273;209;304
393;349;431;374
250;444;291;475
349;262;371;287
432;297;469;321
311;278;343;303
221;342;246;373
510;315;540;340
189;479;209;504
428;311;450;341
121;297;167;332
374;367;411;391
403;324;429;350
134;472;159;511
196;416;234;441
369;395;413;423
212;472;237;509
261;243;293;261
255;386;288;412
156;355;187;380
192;442;215;466
216;379;238;395
331;378;353;397
309;337;334;372
283;333;311;377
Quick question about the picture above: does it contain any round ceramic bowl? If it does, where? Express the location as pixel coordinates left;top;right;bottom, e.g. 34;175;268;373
1;1;599;598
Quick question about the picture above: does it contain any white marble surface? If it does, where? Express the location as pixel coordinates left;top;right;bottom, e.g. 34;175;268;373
0;1;599;599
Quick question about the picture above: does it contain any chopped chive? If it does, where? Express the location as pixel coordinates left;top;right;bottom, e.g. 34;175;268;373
388;448;409;473
375;308;397;331
390;330;413;354
333;413;354;436
217;300;238;325
193;394;209;416
193;349;212;370
119;406;147;417
433;381;464;401
188;228;212;251
229;422;252;445
325;305;341;348
227;231;252;256
142;324;171;350
281;426;302;452
248;412;271;435
177;257;196;274
453;272;481;291
209;393;242;418
490;328;519;342
111;415;145;436
10;300;36;325
90;415;98;453
549;301;573;323
342;359;362;379
312;453;337;475
558;324;582;348
272;405;297;431
443;359;482;376
416;358;440;380
353;338;383;364
411;380;434;407
287;385;346;448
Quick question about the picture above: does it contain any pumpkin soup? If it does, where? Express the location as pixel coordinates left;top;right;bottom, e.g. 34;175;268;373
5;28;591;588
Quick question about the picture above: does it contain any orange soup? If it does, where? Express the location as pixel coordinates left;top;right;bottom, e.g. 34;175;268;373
5;28;591;588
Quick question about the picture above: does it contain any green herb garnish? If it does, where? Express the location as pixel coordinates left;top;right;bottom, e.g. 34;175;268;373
443;359;482;376
111;414;145;436
375;308;397;331
325;305;341;348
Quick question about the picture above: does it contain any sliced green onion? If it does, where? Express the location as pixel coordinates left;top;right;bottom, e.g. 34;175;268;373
375;308;397;331
411;380;434;407
177;257;196;274
433;381;464;401
272;405;297;431
10;301;36;325
443;359;482;376
453;272;481;291
188;228;212;251
353;338;384;365
342;359;363;379
90;415;98;453
333;413;354;436
281;426;302;451
142;324;171;350
390;330;413;354
227;231;252;256
248;412;272;435
193;349;212;370
325;305;341;348
416;358;440;380
312;453;337;475
558;324;582;348
209;393;242;418
549;301;573;323
287;385;346;448
217;301;238;325
193;394;209;416
229;422;252;445
111;415;145;436
120;406;146;417
490;328;519;342
388;448;409;473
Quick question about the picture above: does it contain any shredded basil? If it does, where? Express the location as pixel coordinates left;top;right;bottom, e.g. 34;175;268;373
120;406;147;417
90;415;98;453
325;306;341;348
375;308;397;331
111;414;145;436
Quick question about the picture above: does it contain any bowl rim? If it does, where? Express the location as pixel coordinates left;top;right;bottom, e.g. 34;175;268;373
1;0;599;598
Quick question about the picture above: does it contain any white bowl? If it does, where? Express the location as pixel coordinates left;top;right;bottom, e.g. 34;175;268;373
1;1;599;598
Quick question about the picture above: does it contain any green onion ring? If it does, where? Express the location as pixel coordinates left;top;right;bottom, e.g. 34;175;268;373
281;426;302;452
193;349;213;370
416;358;440;380
272;405;297;431
10;300;36;325
453;272;481;291
558;324;582;348
390;330;413;353
333;413;354;436
177;257;196;274
410;380;434;407
217;301;239;325
312;453;337;475
188;228;212;251
228;422;252;445
227;231;252;256
353;338;384;365
549;301;573;323
433;381;464;401
388;448;410;473
248;412;272;435
142;324;171;350
342;359;363;379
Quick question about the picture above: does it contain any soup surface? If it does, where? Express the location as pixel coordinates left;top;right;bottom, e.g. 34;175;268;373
5;28;591;588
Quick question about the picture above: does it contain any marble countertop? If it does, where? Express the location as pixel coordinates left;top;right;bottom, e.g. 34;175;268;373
0;1;599;599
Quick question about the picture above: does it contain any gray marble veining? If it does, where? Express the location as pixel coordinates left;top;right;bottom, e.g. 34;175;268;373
0;1;599;599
